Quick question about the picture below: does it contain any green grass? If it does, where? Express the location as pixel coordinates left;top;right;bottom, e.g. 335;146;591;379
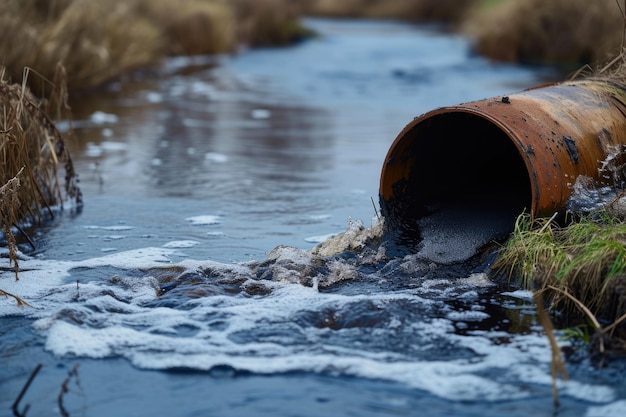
474;0;508;10
494;212;626;325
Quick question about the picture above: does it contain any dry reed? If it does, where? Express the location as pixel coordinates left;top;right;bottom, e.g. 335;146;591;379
1;65;82;300
301;0;477;25
0;0;162;95
0;0;311;95
231;0;312;47
134;0;237;56
463;0;624;67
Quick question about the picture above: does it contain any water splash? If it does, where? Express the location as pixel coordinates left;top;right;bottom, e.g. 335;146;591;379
567;145;626;216
0;219;619;407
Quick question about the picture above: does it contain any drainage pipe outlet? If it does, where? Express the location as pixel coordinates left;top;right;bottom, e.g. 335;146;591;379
379;79;626;263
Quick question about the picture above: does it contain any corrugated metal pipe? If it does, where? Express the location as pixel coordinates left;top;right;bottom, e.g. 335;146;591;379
379;79;626;262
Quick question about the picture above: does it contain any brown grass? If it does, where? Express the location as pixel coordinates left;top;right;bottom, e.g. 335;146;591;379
463;0;624;67
0;0;310;95
0;65;82;240
0;0;162;95
230;0;312;47
301;0;478;26
2;0;622;94
134;0;237;56
1;65;81;303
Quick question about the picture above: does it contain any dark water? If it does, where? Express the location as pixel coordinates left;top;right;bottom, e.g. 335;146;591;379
2;18;626;417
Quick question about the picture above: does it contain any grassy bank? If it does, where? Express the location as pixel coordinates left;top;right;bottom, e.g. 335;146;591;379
463;0;624;68
300;0;478;27
302;0;624;69
2;0;621;95
0;0;310;95
495;211;626;364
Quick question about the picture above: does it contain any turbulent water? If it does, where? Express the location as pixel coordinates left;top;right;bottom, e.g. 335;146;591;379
2;18;626;417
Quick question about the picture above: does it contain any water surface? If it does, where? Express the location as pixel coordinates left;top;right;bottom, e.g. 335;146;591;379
2;18;625;417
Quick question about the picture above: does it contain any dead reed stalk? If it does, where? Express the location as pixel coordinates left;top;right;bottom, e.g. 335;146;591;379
1;65;81;301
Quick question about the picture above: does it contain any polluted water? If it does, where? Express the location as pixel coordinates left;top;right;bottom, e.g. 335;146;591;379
2;18;626;417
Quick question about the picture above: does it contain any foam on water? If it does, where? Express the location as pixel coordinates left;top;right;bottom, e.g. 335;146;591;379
163;240;200;248
186;215;221;225
0;231;618;408
90;111;119;124
586;400;626;417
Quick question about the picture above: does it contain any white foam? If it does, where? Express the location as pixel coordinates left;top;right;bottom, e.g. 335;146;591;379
163;240;200;248
84;225;134;231
100;141;128;152
90;111;119;124
186;215;221;225
502;289;534;300
311;217;383;257
304;233;337;243
104;235;126;240
204;152;228;163
586;400;626;417
446;310;490;322
85;142;103;157
251;108;271;119
145;91;163;103
1;245;620;406
309;214;332;221
206;231;225;237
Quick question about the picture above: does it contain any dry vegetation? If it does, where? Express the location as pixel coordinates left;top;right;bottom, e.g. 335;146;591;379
300;0;478;27
0;0;162;95
1;0;622;95
463;0;624;67
231;0;314;47
0;67;81;219
0;0;309;95
302;0;624;68
1;66;82;302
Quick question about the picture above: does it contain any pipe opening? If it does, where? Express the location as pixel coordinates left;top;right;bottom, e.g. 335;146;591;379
380;111;532;263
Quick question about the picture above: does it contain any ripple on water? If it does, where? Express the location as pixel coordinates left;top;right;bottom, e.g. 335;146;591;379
0;227;620;407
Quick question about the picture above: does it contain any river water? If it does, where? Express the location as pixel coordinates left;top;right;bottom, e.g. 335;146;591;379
2;18;626;417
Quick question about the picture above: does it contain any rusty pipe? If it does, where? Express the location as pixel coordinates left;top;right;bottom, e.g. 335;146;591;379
379;79;626;257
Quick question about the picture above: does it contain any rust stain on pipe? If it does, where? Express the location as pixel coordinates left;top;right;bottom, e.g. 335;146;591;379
379;80;626;252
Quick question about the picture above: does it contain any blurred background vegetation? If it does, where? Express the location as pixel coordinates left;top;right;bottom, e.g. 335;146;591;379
0;0;622;97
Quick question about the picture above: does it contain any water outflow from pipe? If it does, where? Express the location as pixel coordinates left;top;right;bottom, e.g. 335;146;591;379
379;79;626;263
